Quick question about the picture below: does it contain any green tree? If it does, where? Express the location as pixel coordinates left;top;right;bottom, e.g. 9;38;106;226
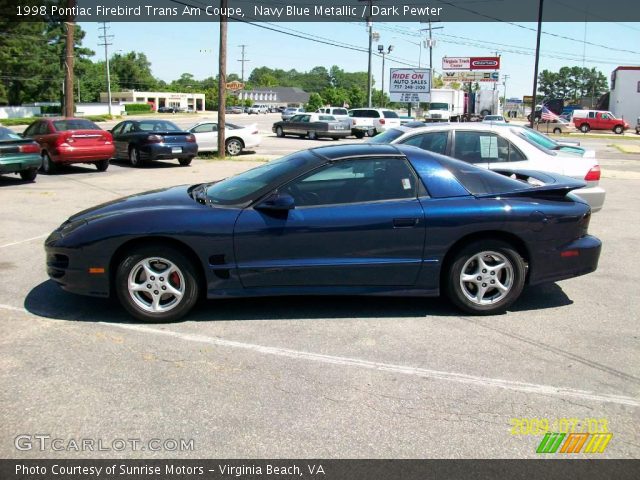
110;52;157;91
538;66;608;101
305;92;324;111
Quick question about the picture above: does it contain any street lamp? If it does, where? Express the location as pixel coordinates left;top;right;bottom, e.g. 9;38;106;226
378;44;393;108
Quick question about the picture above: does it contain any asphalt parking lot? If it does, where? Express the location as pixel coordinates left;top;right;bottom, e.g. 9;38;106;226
1;124;639;459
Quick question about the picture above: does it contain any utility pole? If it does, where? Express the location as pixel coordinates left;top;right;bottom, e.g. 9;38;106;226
420;21;442;118
530;0;544;128
238;44;249;82
359;0;376;108
77;79;80;103
502;74;510;117
63;0;76;117
98;22;113;116
217;0;228;158
493;51;501;92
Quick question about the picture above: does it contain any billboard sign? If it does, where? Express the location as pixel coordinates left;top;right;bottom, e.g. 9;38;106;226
443;57;501;70
442;71;499;82
389;68;431;102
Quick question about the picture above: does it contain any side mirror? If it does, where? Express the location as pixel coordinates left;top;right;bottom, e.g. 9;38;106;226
256;192;295;211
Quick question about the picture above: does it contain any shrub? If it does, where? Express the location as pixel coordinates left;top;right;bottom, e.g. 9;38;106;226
124;103;152;113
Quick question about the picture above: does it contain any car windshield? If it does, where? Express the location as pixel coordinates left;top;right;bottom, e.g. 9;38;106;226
429;103;449;111
205;151;320;206
367;128;406;144
0;127;23;141
383;111;399;118
512;127;558;154
318;115;336;121
333;108;348;115
137;121;180;132
53;119;100;131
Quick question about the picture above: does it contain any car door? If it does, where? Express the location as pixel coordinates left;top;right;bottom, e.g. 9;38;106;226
191;123;217;151
111;122;133;158
233;157;426;288
399;130;450;155
451;130;528;170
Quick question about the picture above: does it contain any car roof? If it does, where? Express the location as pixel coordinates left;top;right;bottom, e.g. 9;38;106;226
390;122;517;134
310;143;404;160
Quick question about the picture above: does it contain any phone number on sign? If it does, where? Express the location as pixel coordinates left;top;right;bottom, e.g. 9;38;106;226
510;418;609;435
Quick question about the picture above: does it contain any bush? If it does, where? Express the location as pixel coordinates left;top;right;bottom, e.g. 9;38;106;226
124;103;152;113
0;118;36;126
41;105;61;115
84;114;118;122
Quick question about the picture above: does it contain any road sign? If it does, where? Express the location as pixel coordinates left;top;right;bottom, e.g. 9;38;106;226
523;95;534;105
389;68;431;102
225;81;245;91
442;71;499;82
442;56;500;70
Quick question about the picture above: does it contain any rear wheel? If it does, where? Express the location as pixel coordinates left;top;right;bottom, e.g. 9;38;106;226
129;146;143;167
116;246;200;323
446;240;525;315
553;127;562;134
41;152;56;174
366;128;376;137
20;168;38;181
308;130;317;140
580;123;590;133
353;131;365;139
225;138;243;156
613;125;624;134
178;157;193;166
95;159;109;171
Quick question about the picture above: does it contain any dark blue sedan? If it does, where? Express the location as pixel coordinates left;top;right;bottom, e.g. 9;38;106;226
45;144;601;322
110;119;198;167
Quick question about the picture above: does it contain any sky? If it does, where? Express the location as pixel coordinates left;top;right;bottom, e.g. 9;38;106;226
78;20;640;99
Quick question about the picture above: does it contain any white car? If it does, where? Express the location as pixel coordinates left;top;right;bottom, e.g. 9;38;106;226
188;121;262;156
369;123;605;212
315;107;350;126
248;104;268;114
348;108;402;138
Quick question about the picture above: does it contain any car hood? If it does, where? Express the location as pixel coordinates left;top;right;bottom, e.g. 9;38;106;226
67;185;198;223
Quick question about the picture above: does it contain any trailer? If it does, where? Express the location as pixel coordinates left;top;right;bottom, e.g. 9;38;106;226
475;89;501;117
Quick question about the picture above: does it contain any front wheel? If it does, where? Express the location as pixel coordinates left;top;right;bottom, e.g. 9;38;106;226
115;246;200;323
446;240;525;315
613;125;624;134
20;168;38;181
95;159;109;171
353;131;365;139
225;138;243;156
553;128;562;134
308;130;317;140
580;124;590;133
275;126;285;138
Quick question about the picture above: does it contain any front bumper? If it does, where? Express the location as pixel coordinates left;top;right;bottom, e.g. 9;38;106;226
0;153;42;173
528;235;602;286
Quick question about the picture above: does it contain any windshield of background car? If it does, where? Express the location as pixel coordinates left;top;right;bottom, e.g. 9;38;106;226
333;108;348;115
438;157;536;196
0;127;23;140
53;119;100;131
512;127;557;154
318;115;336;121
383;111;399;118
205;151;321;206
137;121;180;132
367;128;405;144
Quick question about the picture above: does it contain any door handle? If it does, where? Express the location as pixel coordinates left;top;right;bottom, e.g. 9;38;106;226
393;218;419;228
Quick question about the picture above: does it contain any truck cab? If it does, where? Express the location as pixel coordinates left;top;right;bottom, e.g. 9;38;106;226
572;110;629;134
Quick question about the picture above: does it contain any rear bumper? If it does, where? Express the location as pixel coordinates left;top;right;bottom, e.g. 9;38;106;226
573;186;606;213
51;144;115;163
0;153;42;173
140;143;198;160
528;235;602;285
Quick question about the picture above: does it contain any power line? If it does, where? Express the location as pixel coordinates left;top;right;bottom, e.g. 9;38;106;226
98;21;113;115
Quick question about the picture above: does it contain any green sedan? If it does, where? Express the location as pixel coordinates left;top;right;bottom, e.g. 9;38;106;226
0;126;41;181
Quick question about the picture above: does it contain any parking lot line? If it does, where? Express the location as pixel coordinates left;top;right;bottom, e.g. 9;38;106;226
103;322;639;408
0;233;48;249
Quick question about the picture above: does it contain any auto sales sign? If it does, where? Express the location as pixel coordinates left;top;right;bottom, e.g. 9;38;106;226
389;68;431;103
442;57;500;70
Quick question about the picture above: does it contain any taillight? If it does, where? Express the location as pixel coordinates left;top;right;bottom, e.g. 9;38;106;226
146;134;163;143
56;133;73;145
584;165;601;182
19;143;40;154
379;118;386;125
185;134;196;143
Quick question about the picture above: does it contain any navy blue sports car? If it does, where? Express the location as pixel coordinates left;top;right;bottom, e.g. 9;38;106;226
45;144;601;322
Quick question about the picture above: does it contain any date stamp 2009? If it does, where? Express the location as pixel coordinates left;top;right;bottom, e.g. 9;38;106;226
510;418;613;454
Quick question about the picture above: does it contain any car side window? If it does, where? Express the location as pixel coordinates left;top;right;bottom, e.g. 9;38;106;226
23;123;38;137
192;123;216;133
402;131;448;155
111;123;124;136
300;115;311;123
454;131;507;164
281;158;418;207
289;115;301;122
121;123;134;134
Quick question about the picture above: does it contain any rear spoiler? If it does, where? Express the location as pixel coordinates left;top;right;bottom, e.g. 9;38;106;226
478;169;587;200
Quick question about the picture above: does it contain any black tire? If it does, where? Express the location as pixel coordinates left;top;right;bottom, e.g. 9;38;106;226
95;159;109;171
115;246;200;323
553;128;562;134
446;240;526;315
179;157;193;166
481;109;491;116
41;152;56;174
225;138;243;156
308;130;317;140
19;168;38;181
580;123;590;133
353;131;365;139
275;126;285;138
366;128;376;137
613;125;624;135
332;137;340;141
129;146;143;167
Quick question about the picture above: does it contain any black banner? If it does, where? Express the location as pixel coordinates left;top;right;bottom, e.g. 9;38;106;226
1;460;639;480
2;0;640;22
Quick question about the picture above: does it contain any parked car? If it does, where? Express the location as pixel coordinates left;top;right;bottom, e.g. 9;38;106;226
315;107;350;125
248;104;268;114
349;108;402;138
368;123;605;212
635;116;640;135
0;126;41;181
281;107;305;121
534;119;577;134
44;143;602;322
188;121;261;156
157;106;177;113
109;119;198;167
482;115;508;123
272;113;350;140
572;110;629;134
22;118;114;174
225;106;244;114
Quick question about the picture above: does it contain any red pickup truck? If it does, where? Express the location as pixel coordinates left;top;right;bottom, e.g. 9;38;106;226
573;110;629;134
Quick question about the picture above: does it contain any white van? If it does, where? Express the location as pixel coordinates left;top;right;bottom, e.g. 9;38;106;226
248;104;268;114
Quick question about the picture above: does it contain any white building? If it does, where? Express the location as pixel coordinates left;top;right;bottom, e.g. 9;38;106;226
609;66;640;122
99;90;205;112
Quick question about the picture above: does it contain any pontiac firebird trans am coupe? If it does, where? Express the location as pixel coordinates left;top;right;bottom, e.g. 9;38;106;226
45;144;601;322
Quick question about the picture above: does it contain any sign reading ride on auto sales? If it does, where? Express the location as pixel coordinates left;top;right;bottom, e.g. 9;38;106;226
442;56;501;70
389;68;431;103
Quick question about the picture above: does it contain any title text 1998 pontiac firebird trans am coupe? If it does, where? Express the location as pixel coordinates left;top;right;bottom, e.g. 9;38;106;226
45;144;601;322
